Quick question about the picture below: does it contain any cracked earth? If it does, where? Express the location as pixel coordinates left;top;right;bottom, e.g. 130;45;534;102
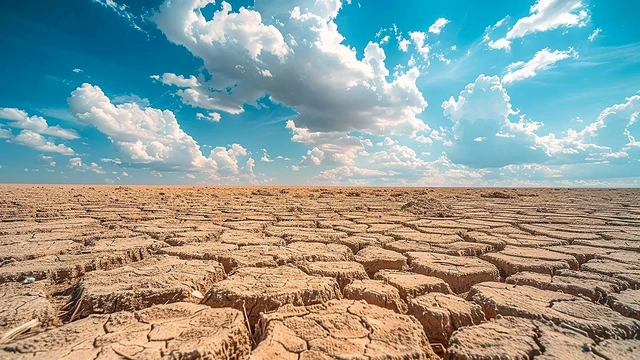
0;185;639;359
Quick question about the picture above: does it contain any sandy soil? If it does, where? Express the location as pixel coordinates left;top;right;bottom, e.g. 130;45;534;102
0;185;639;359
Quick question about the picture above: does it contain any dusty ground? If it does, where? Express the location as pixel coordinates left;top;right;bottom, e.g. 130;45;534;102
0;185;639;359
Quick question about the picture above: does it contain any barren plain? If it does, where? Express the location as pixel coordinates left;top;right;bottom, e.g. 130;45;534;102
0;185;639;359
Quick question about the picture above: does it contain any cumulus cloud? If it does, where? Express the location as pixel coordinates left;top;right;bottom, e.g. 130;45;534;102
428;18;450;34
441;74;640;170
0;108;79;139
370;142;427;170
314;165;386;182
415;135;433;144
442;75;548;167
36;154;57;167
300;147;325;166
0;125;11;139
409;31;430;60
196;112;222;122
487;38;511;51
69;83;216;171
286;120;368;165
152;0;428;136
68;157;106;173
112;94;150;107
376;137;397;146
397;37;411;52
502;47;578;84
260;149;274;162
209;143;249;175
12;130;75;155
562;94;640;161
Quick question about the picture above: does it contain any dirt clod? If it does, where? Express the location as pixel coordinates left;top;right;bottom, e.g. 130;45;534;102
251;299;438;359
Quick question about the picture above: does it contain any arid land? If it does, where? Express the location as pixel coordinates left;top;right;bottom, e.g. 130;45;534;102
0;185;639;359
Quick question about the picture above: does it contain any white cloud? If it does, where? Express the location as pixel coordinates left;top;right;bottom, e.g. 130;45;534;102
101;158;122;165
443;75;515;123
91;0;146;33
208;144;249;176
68;157;106;173
370;143;426;170
428;18;450;35
186;173;196;179
380;35;389;45
0;125;11;139
315;165;386;182
434;53;451;64
565;94;640;160
376;137;397;146
0;108;79;139
588;28;601;41
441;75;640;170
72;68;83;73
122;171;129;177
487;38;511;51
69;83;216;172
291;165;300;171
36;155;56;168
153;0;428;136
300;148;325;166
398;37;411;52
507;0;588;39
409;31;430;60
196;112;222;122
442;75;548;167
502;47;577;84
487;0;588;52
407;55;417;67
493;17;508;29
112;94;150;107
260;149;274;162
415;135;433;144
286;120;368;165
12;130;75;155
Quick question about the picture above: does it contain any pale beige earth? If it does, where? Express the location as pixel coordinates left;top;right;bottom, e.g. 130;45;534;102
0;185;638;359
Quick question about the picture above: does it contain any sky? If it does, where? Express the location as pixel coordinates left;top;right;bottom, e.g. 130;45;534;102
0;0;639;186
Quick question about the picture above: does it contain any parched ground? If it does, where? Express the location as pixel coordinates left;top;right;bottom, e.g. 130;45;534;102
0;185;639;359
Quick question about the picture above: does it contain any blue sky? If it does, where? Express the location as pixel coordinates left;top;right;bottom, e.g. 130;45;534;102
1;0;639;186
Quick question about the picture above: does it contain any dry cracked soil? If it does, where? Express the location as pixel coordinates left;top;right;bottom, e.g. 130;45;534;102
0;185;639;359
